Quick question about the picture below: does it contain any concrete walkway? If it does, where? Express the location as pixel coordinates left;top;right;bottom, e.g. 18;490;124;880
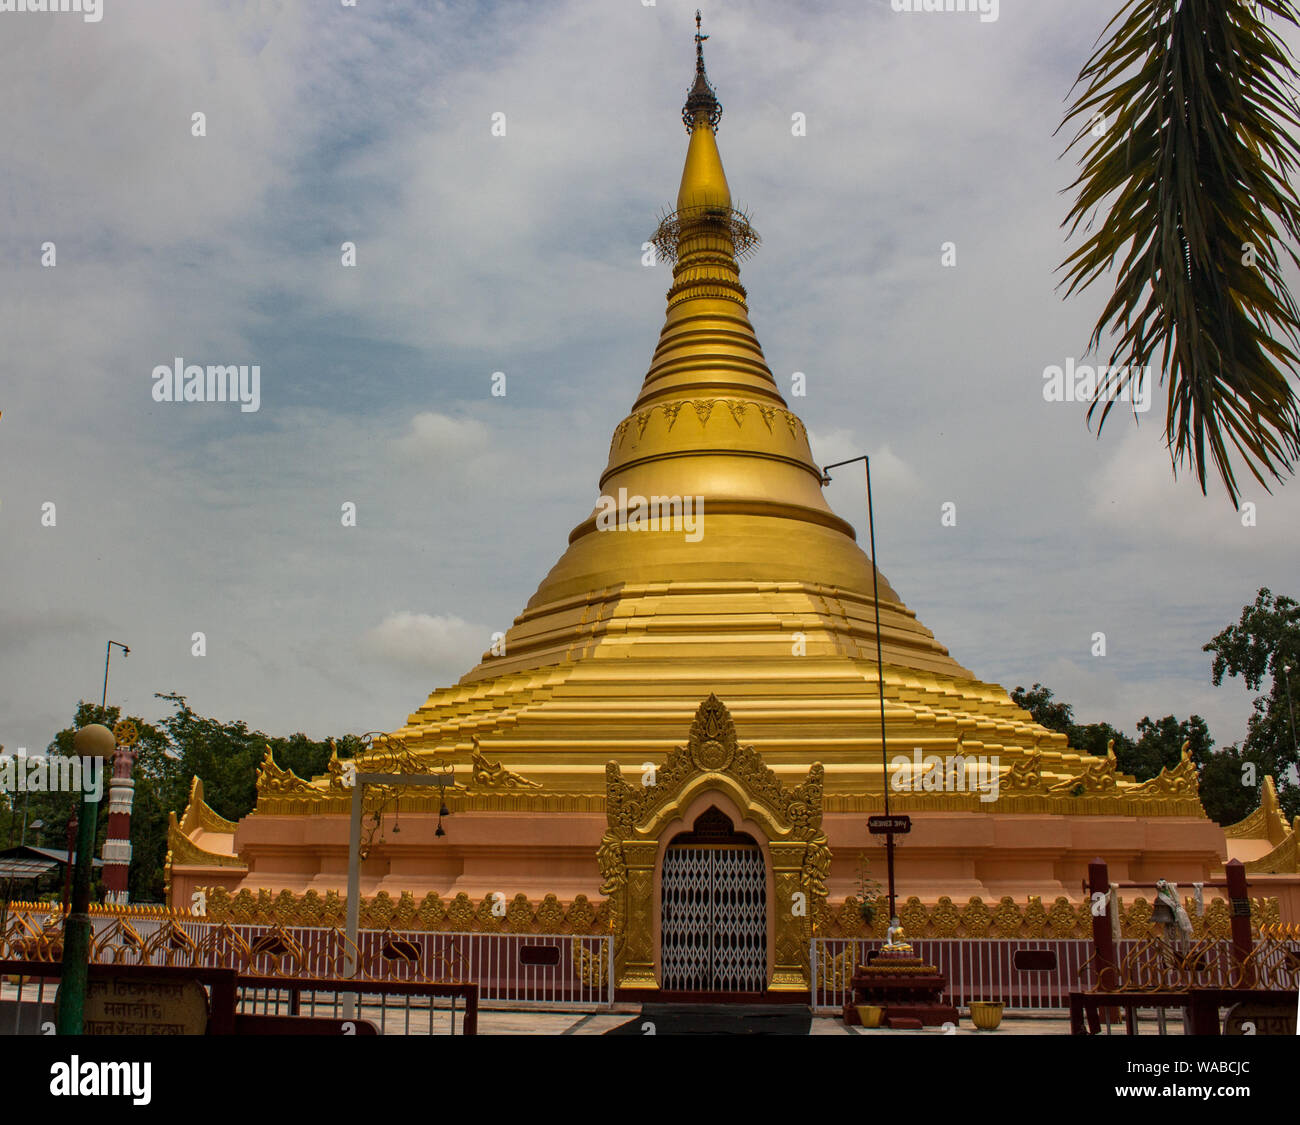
472;1008;1185;1035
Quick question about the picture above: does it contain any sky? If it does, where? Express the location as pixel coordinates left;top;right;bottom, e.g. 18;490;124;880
1;0;1297;763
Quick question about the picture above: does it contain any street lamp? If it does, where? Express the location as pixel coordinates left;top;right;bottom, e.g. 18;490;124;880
821;454;899;925
55;722;116;1035
101;641;129;713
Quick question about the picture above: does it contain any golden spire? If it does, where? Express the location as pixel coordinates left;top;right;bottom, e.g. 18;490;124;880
447;12;971;685
683;10;721;131
675;11;734;219
677;106;732;213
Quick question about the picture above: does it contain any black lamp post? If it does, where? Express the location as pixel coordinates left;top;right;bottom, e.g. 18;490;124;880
821;454;898;924
55;722;116;1035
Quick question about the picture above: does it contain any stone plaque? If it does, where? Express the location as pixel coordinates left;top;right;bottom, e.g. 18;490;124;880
70;975;210;1035
1223;999;1297;1036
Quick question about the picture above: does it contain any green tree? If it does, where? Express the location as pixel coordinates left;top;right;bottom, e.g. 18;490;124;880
1128;714;1214;780
28;696;363;904
1068;721;1136;766
1010;684;1075;735
1197;742;1276;826
1203;587;1300;819
1011;683;1242;820
1060;0;1300;505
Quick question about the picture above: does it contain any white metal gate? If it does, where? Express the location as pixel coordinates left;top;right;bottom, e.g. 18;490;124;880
660;844;767;993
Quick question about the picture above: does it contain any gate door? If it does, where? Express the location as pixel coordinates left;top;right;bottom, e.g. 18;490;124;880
661;829;767;993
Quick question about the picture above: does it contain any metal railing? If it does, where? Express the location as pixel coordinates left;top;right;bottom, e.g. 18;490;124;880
0;960;478;1036
235;977;477;1035
2;909;615;1010
812;938;1103;1011
812;936;1300;1012
0;965;58;1035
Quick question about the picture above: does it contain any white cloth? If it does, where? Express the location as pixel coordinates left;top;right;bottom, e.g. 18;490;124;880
1108;888;1122;942
1156;879;1194;937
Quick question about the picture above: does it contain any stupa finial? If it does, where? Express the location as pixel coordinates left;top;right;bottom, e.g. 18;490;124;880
682;9;722;133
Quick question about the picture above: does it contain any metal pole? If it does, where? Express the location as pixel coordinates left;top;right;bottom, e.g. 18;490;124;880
864;458;896;923
344;769;452;1021
56;768;102;1034
344;779;364;1019
1087;858;1117;1033
62;815;76;915
101;640;129;713
821;454;900;924
1225;859;1253;983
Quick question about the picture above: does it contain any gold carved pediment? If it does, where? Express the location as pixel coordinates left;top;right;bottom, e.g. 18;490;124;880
599;693;830;992
605;693;825;842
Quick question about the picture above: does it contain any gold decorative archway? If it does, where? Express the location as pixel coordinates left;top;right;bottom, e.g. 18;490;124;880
597;693;830;992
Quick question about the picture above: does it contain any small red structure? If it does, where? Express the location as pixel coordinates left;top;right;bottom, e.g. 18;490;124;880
842;947;960;1029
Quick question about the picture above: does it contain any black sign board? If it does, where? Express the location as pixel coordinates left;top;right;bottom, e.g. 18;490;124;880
867;815;912;835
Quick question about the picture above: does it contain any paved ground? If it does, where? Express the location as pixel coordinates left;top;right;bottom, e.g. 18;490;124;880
473;1008;1188;1035
1;979;1186;1036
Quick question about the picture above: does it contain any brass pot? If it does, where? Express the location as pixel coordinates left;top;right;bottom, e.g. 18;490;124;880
856;1004;884;1028
969;1001;1004;1030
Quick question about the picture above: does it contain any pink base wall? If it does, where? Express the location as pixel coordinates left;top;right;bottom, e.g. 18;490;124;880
161;805;1284;918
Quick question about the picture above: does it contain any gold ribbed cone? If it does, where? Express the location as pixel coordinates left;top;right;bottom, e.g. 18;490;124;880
456;100;967;687
380;28;1187;813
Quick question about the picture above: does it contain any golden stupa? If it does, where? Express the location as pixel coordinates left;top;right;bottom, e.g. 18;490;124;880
169;17;1246;993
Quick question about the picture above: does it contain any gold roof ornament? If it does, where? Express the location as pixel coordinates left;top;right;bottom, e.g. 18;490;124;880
682;10;721;133
653;11;758;264
469;738;542;789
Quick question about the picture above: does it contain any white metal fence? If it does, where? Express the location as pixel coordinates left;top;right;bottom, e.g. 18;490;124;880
2;909;614;1010
811;937;1102;1011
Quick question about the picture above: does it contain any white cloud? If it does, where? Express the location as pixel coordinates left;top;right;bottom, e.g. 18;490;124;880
360;612;488;674
391;412;490;464
1086;427;1300;550
808;430;920;494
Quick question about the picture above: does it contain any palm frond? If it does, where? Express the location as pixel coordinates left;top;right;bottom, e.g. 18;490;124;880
1059;0;1300;505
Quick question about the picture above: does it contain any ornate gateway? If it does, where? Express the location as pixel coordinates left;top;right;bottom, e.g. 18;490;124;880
598;694;830;994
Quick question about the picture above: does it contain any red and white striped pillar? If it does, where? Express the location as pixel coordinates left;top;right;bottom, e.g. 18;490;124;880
101;738;137;904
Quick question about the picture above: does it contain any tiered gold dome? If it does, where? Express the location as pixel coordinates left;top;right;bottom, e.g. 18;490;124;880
168;19;1223;917
388;28;1098;802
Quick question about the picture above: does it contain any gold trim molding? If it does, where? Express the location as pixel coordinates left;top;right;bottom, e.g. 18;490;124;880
12;889;1279;945
812;893;1282;943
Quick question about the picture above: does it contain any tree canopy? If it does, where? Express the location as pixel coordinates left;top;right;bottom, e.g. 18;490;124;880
1;694;361;904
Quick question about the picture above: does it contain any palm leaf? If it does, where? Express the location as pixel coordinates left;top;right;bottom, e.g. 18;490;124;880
1059;0;1300;505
